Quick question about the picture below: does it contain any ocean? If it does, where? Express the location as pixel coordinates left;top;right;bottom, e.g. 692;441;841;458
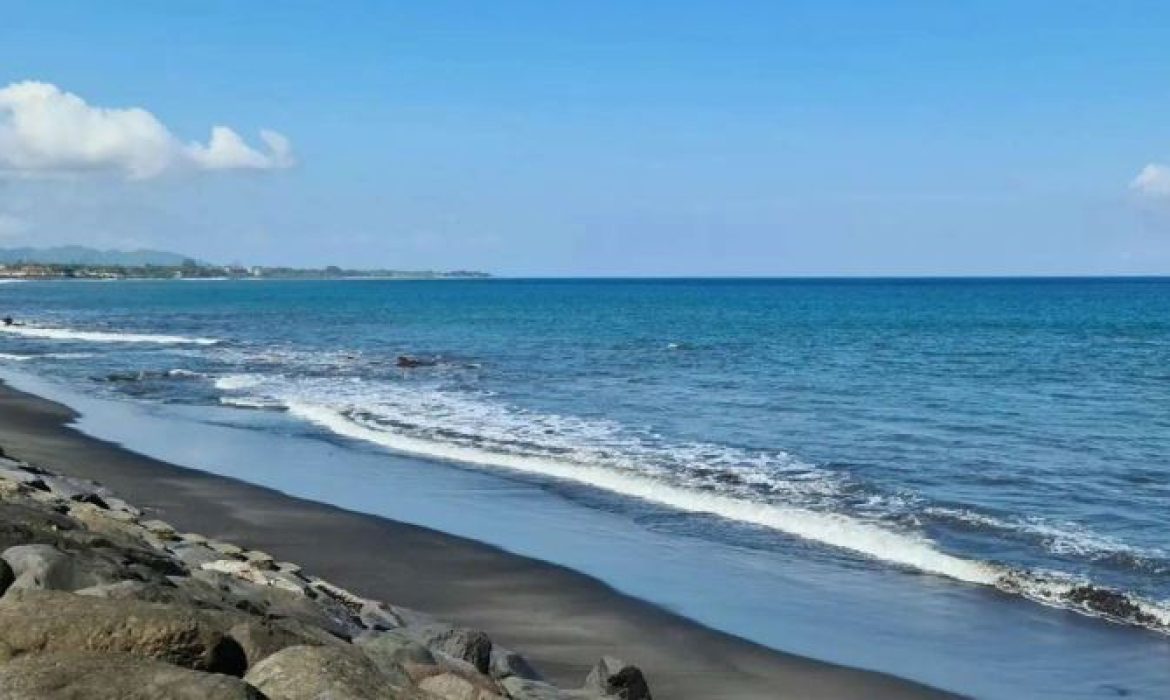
2;277;1168;697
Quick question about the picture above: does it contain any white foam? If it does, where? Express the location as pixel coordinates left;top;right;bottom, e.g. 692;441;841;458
0;353;33;361
211;373;1170;633
214;374;269;391
282;399;997;585
0;325;219;345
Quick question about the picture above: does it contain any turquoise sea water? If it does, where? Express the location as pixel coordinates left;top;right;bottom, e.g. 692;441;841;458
1;277;1168;696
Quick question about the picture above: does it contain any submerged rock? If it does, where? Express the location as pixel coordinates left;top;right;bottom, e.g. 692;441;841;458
1063;585;1157;626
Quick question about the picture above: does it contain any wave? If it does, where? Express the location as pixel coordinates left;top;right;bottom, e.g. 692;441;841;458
0;353;33;361
212;372;1170;634
0;325;219;345
926;507;1167;566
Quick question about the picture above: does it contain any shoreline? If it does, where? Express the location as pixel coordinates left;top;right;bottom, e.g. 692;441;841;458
0;379;956;699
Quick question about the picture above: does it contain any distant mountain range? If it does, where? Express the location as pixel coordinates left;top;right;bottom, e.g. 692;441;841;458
0;246;199;267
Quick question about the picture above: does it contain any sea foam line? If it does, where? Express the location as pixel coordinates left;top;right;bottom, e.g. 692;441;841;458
285;399;1000;585
0;325;219;345
280;399;1170;633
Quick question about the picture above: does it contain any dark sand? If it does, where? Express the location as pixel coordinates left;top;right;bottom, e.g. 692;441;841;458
0;381;957;699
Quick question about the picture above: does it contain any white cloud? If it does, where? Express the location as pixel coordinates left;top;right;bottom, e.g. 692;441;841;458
0;81;293;179
1130;163;1170;198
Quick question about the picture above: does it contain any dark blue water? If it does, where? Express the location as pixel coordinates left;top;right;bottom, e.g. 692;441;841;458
1;278;1168;634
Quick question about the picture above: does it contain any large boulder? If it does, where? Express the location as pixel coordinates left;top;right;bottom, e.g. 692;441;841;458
583;657;651;700
3;543;120;592
0;589;247;676
489;646;543;681
0;652;263;699
415;625;493;675
417;671;505;700
228;617;350;668
355;629;433;685
244;644;420;699
181;569;358;639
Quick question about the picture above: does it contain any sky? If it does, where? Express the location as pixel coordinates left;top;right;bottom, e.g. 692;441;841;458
2;1;1170;276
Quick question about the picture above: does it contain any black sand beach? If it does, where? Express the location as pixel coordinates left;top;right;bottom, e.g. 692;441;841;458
0;380;956;699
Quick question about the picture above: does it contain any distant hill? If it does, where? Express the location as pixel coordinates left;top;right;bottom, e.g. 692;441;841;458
0;246;200;267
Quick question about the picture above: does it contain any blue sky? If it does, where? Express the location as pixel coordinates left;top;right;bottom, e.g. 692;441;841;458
2;1;1170;275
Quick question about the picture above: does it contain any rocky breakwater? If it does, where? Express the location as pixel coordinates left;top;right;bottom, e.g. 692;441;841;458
0;451;652;700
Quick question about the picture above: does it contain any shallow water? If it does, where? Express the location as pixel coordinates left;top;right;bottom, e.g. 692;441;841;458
1;278;1169;696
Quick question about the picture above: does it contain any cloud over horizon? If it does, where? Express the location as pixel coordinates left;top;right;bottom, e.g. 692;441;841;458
1130;163;1170;199
0;81;293;179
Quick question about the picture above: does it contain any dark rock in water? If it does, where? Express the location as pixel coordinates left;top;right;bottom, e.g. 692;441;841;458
396;355;438;368
416;625;493;675
0;589;248;676
0;652;264;700
1063;586;1156;626
585;656;652;700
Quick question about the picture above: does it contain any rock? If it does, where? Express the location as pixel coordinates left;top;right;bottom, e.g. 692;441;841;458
207;540;245;557
416;625;493;675
1;540;182;593
102;495;143;517
583;657;651;700
184;569;358;639
1063;585;1157;625
3;543;118;592
499;677;582;700
180;532;209;545
357;629;436;680
359;600;403;631
0;589;247;676
244;644;417;699
140;518;179;539
202;559;308;595
171;541;223;569
0;558;12;596
0;652;263;699
244;549;276;569
275;560;301;574
418;672;504;700
228;617;350;668
490;646;543;681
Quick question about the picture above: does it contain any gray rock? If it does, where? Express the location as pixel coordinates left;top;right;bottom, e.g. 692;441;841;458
228;617;350;668
170;541;223;569
1;541;180;593
418;671;505;699
357;629;435;682
244;644;419;699
2;543;117;592
185;569;359;639
0;589;247;675
0;652;263;699
140;518;179;539
583;657;651;700
500;677;583;700
490;646;543;681
417;625;493;675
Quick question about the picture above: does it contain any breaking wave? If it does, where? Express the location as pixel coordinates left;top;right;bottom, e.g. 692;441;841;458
213;372;1170;634
0;325;220;345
